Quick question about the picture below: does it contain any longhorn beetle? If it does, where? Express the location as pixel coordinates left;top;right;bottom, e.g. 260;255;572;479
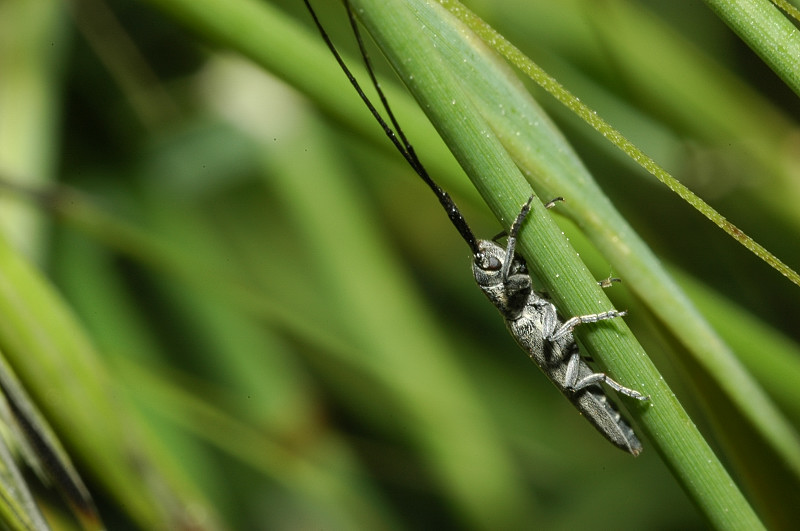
303;0;648;455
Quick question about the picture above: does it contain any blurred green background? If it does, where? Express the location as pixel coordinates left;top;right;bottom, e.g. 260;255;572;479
1;0;799;529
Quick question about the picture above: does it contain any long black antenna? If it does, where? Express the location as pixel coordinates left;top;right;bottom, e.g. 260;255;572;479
303;0;480;256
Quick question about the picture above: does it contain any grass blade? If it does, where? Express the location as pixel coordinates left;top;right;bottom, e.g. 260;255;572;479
347;0;766;527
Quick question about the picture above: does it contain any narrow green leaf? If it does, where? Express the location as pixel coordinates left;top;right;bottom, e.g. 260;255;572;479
348;0;765;528
437;0;800;288
0;429;49;531
0;0;66;260
703;0;800;97
0;352;101;529
0;231;215;528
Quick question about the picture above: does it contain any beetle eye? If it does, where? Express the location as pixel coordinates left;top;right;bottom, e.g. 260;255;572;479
484;256;502;271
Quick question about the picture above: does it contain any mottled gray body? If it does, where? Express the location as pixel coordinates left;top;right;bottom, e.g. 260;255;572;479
472;204;647;456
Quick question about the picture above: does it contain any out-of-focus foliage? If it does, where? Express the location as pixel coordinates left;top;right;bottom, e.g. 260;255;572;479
0;0;798;528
